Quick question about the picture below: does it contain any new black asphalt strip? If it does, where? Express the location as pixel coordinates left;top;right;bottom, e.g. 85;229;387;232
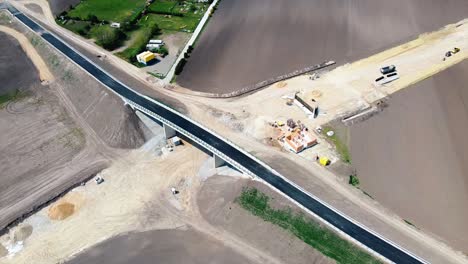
6;5;424;263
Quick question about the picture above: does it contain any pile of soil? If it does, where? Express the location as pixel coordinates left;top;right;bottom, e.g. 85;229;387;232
48;202;75;220
276;82;287;88
11;224;33;242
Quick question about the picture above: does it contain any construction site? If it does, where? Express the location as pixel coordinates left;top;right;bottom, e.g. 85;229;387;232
1;0;468;263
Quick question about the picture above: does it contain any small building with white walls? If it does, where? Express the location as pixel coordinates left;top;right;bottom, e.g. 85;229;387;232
136;51;155;65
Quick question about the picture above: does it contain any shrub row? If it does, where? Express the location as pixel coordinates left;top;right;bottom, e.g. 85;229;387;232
146;10;184;17
174;44;194;75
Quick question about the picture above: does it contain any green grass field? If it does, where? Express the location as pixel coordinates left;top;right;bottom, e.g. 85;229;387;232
148;0;176;13
236;187;381;264
142;13;201;32
61;0;208;60
60;20;91;36
68;0;146;22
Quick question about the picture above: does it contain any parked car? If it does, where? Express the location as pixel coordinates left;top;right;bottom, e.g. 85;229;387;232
95;176;104;184
380;65;396;75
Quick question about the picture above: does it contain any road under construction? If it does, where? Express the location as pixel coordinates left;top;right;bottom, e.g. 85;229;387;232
1;3;429;263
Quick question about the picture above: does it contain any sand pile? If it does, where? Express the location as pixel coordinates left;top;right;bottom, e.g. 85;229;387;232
0;243;7;257
47;192;85;220
276;81;287;88
11;224;33;243
310;90;322;98
48;202;75;220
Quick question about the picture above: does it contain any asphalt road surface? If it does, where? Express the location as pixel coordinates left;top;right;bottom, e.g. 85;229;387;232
5;5;426;264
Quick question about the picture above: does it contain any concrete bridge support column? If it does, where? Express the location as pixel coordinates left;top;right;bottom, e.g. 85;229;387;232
124;100;134;110
163;124;176;139
213;154;226;168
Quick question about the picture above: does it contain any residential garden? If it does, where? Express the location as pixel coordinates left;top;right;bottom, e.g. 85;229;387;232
56;0;211;65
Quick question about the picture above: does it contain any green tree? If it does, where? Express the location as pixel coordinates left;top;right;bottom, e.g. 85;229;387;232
87;14;99;24
157;46;169;56
92;26;123;50
175;58;187;75
349;175;360;187
146;21;161;36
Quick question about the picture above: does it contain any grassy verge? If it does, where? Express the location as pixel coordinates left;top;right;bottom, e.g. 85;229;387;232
323;126;351;163
0;90;29;108
148;0;177;13
148;71;165;79
236;187;381;264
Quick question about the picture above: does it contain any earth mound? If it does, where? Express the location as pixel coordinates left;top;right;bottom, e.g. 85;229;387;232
48;202;75;220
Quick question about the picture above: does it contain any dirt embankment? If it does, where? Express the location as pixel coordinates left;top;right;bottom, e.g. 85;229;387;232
53;64;149;148
0;12;151;234
178;0;468;94
350;60;468;252
0;35;106;231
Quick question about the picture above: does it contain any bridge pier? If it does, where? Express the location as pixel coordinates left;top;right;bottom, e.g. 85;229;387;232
213;154;226;168
163;124;176;139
